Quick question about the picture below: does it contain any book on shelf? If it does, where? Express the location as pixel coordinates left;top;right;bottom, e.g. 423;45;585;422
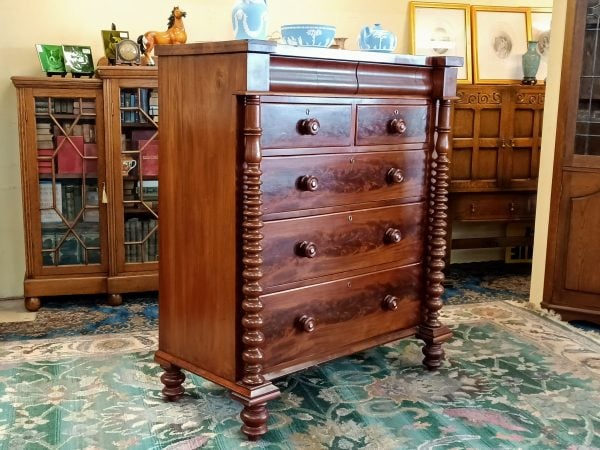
41;223;100;266
84;184;99;222
37;149;54;174
83;143;98;174
138;139;159;176
124;217;159;263
39;181;62;223
56;135;84;174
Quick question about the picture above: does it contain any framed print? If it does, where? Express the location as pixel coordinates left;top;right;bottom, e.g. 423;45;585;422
409;2;471;83
471;7;530;84
35;44;66;74
62;45;94;75
529;8;552;82
101;29;130;61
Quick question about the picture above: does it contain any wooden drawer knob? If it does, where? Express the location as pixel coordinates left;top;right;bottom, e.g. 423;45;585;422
295;241;318;258
382;295;398;311
297;315;316;332
388;118;407;135
386;168;404;184
299;118;320;135
297;175;319;191
384;228;402;244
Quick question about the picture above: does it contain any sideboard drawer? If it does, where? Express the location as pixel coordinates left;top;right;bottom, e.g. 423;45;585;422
451;193;537;221
261;150;427;214
261;103;352;149
261;203;426;287
261;263;423;372
356;104;429;146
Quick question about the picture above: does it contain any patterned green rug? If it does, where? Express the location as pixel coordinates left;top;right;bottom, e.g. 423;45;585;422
2;301;600;449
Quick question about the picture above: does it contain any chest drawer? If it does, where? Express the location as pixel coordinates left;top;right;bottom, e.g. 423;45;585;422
450;193;537;221
261;203;426;288
261;263;423;372
261;103;352;149
261;150;427;214
356;104;429;146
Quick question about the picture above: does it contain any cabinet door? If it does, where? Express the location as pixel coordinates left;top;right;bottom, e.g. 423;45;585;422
544;0;600;320
502;87;544;189
111;82;159;273
29;90;108;275
450;86;506;191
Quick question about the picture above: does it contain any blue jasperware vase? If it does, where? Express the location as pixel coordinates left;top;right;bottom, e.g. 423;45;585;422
358;23;397;52
231;0;268;40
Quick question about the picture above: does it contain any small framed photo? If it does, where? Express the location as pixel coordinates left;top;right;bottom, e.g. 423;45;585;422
471;6;530;84
101;29;130;61
62;45;94;75
529;8;552;82
409;2;472;83
36;44;66;74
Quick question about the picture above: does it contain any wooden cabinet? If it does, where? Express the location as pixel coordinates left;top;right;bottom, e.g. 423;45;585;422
543;0;600;323
154;40;460;440
12;66;159;311
449;84;544;254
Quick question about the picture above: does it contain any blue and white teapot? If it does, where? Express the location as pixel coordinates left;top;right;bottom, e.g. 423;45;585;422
358;23;397;52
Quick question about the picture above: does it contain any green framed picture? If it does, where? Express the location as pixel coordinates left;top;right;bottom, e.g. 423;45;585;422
62;45;94;74
101;29;130;61
36;44;66;73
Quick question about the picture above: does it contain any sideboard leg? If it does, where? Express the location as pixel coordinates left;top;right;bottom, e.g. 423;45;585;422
107;293;122;306
231;386;280;441
24;296;41;312
160;363;186;401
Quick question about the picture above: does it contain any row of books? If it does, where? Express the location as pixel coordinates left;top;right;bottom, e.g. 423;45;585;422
125;217;158;263
121;130;159;177
39;181;99;224
35;98;95;115
41;223;100;266
120;88;159;124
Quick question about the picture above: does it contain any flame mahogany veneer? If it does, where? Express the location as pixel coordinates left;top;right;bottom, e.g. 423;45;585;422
155;40;461;440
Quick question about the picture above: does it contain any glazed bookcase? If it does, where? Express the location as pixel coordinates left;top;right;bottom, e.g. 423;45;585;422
12;66;159;311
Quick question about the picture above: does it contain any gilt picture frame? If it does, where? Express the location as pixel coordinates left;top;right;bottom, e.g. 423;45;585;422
409;2;472;83
529;8;552;83
471;6;531;84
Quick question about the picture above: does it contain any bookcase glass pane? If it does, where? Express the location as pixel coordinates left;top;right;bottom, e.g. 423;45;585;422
35;95;101;266
576;1;600;156
119;87;159;264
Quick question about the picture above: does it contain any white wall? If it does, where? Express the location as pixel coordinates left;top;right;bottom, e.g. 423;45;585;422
0;0;553;298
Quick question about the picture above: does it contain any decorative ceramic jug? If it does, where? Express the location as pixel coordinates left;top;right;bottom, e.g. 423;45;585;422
231;0;268;40
358;23;397;52
521;41;541;85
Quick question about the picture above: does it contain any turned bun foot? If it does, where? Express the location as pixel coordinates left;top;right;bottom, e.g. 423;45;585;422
107;293;122;306
24;297;41;312
160;364;185;401
422;343;445;371
240;403;269;441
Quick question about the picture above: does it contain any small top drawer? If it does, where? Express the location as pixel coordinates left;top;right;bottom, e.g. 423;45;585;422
356;104;429;146
261;103;352;149
451;193;537;221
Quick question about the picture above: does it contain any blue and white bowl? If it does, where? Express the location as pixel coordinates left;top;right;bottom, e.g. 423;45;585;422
281;24;336;47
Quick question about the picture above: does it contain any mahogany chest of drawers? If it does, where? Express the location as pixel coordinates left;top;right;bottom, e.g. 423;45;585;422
155;40;460;440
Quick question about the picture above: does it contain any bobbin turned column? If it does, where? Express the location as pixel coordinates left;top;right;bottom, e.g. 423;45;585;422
232;95;280;440
416;91;455;370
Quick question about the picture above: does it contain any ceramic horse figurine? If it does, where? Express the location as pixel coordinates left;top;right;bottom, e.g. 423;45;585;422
138;6;187;66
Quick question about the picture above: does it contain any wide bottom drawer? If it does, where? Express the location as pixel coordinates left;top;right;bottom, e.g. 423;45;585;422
260;263;423;372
